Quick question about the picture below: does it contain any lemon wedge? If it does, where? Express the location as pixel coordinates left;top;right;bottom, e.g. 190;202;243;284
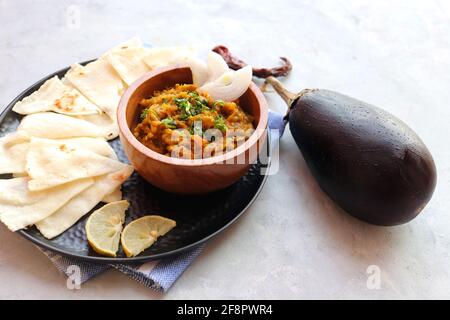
121;215;176;257
85;200;129;257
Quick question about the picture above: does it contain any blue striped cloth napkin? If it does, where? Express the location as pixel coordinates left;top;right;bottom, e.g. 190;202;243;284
40;245;204;292
39;110;286;293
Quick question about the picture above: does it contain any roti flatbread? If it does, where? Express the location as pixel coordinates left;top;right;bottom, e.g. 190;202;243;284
0;177;93;231
33;137;117;159
65;59;125;117
101;187;122;203
12;76;101;116
26;137;126;191
35;165;133;239
143;46;197;69
76;113;119;140
18;112;105;139
0;132;30;174
105;46;150;85
0;135;117;175
108;36;142;53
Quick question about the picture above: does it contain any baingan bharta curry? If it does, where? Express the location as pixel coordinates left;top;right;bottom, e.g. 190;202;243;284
133;84;255;159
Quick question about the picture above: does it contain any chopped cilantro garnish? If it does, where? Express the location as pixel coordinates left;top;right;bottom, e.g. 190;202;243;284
188;91;199;98
214;115;228;132
179;112;190;121
174;98;190;109
174;98;192;119
193;95;209;114
192;100;206;115
198;96;209;106
161;117;177;129
175;93;211;120
214;100;225;108
140;108;150;120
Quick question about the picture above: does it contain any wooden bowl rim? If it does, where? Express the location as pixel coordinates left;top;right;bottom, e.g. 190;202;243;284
117;64;268;166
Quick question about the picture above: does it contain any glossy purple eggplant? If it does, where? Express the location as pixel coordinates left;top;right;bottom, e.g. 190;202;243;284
266;77;436;226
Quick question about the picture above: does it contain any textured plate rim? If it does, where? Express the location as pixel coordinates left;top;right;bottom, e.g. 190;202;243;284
1;61;271;264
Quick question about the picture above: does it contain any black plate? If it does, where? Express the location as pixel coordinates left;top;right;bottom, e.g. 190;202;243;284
0;62;271;264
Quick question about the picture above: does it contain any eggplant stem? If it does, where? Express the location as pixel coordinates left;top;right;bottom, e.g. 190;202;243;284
265;76;298;107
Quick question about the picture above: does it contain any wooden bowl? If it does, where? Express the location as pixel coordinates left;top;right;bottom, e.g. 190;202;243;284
117;65;268;194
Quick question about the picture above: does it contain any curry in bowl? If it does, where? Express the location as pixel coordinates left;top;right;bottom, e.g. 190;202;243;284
133;84;255;159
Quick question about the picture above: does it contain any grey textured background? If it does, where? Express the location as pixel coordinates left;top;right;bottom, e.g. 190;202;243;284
1;0;449;299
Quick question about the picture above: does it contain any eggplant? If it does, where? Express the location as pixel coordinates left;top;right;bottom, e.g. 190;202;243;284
266;77;437;226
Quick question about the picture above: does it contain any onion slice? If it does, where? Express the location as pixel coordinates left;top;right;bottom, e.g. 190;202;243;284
187;57;208;87
206;51;230;82
199;65;252;101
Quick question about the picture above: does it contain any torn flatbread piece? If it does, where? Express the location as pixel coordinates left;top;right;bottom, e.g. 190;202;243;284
0;132;30;174
65;59;125;117
105;47;150;85
101;187;122;203
26;137;126;191
60;137;117;160
12;76;101;116
35;165;133;239
108;36;143;53
76;112;119;140
0;135;116;175
0;177;93;231
30;137;118;160
18;112;105;139
143;46;197;69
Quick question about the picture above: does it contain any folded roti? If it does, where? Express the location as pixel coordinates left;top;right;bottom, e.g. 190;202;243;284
0;176;41;206
0;132;30;174
0;135;117;175
76;113;119;140
32;137;118;159
26;137;126;191
12;76;101;116
143;46;197;69
65;59;125;117
0;177;93;231
108;36;143;54
105;46;150;85
35;165;133;239
66;137;117;159
18;112;105;139
101;187;122;203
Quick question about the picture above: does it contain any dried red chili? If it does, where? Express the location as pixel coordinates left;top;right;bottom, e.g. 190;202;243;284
212;45;292;78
